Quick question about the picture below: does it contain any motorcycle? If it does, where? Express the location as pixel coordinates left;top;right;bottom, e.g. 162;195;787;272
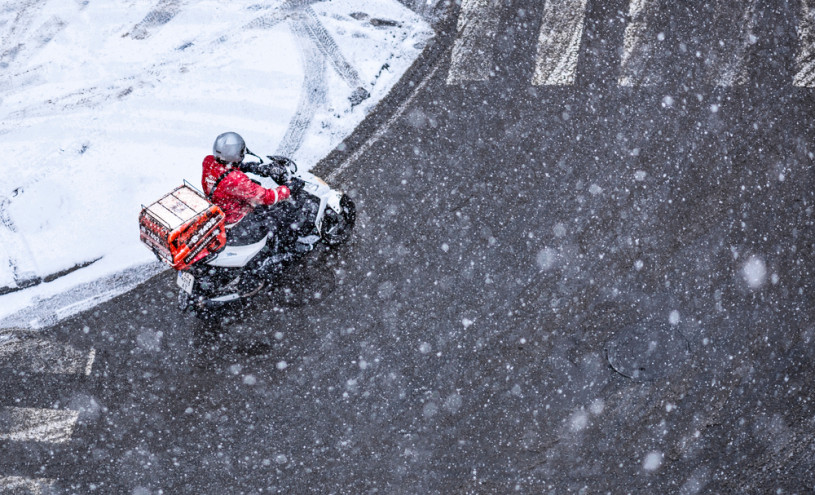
173;154;355;318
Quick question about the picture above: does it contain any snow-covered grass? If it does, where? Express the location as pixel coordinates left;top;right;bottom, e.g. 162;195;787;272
0;0;432;327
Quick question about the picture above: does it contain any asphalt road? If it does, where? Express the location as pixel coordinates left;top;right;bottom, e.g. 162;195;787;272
3;0;815;493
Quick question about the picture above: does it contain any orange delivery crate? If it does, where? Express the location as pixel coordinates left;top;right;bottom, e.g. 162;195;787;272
139;183;226;270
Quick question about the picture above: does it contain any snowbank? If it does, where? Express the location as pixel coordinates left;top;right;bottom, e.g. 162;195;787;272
0;0;432;327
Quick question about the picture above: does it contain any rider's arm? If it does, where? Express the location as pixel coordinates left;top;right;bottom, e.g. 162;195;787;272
221;170;290;206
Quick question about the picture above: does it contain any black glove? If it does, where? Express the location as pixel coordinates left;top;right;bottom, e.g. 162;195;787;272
287;177;305;195
267;155;298;173
240;162;287;182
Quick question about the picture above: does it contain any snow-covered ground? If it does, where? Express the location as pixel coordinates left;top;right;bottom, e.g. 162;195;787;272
0;0;432;328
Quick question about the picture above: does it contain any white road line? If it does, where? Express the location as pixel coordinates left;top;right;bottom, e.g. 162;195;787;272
710;0;758;87
85;347;96;376
619;0;660;87
0;407;79;444
0;476;55;494
795;0;815;86
532;0;588;86
327;50;446;184
446;0;501;84
0;260;166;330
0;332;95;376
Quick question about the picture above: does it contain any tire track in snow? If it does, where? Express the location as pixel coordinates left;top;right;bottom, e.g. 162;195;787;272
243;0;324;31
0;0;46;68
275;15;328;158
398;0;448;24
618;0;661;87
128;0;183;40
1;10;66;73
2;82;142;122
532;0;589;86
250;4;368;157
299;7;364;90
795;0;815;86
447;0;501;84
0;192;40;292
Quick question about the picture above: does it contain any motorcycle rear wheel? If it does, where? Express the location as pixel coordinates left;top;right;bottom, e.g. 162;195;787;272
321;195;355;246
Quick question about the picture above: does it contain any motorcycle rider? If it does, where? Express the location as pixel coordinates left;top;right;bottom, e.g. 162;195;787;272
202;131;301;246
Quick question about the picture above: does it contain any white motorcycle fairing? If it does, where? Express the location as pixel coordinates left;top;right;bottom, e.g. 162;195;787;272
206;236;269;268
297;170;344;233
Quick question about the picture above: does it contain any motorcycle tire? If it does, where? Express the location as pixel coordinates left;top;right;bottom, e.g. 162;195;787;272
321;194;356;246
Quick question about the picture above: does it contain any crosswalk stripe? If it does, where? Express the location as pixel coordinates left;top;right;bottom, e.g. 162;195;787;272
447;0;814;88
447;0;501;84
0;476;55;494
709;0;758;87
532;0;588;86
795;0;815;86
0;332;95;376
619;0;661;87
0;407;79;444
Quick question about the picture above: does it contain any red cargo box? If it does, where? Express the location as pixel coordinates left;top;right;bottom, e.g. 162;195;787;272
139;184;226;270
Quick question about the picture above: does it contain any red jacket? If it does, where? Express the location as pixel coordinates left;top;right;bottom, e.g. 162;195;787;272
201;155;288;226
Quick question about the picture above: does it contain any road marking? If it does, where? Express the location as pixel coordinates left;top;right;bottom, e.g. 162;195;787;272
0;476;55;494
447;0;501;84
532;0;588;86
0;261;166;330
0;407;79;444
709;0;758;86
795;0;815;86
618;0;661;86
327;49;446;183
0;331;95;376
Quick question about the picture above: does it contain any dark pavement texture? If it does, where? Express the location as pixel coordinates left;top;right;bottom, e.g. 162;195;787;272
2;0;815;493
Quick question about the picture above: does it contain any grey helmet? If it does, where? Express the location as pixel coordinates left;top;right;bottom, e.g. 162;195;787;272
212;132;246;164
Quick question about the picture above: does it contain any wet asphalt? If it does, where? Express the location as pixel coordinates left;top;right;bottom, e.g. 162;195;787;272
2;1;815;493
